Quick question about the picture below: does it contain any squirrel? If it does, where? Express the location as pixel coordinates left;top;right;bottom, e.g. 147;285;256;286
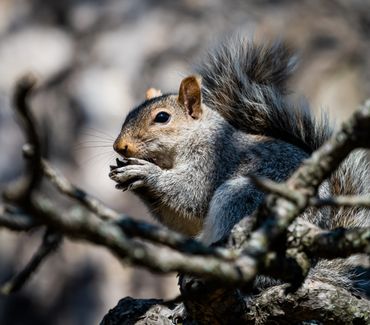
109;38;370;292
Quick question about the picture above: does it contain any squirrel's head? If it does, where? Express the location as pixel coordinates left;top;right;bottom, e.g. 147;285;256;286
113;76;204;169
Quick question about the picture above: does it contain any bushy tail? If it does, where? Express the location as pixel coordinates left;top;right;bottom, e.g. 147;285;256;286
328;151;370;228
312;150;370;294
195;38;331;153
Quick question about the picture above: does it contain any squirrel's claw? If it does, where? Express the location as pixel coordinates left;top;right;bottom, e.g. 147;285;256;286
116;158;128;167
170;303;188;324
115;182;129;191
110;158;129;171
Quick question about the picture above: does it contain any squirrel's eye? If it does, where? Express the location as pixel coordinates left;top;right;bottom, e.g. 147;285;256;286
154;111;171;123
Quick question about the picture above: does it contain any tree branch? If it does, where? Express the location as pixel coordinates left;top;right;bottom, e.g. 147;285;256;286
3;75;42;204
0;205;39;231
29;194;259;285
312;194;370;208
289;219;370;259
40;158;118;220
246;281;370;324
251;175;370;208
1;229;62;294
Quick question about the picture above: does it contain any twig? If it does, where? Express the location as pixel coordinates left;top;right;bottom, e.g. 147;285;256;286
311;195;370;208
40;158;118;220
1;229;62;294
289;220;370;258
251;176;370;209
0;205;39;231
3;75;42;203
115;217;233;258
249;175;303;204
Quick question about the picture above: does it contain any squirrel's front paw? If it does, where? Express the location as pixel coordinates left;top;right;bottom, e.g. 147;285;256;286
109;158;161;191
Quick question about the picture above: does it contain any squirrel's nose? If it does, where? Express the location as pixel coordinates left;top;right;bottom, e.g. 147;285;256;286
113;139;128;156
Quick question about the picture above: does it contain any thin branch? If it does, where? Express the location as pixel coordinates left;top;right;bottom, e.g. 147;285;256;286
289;220;370;259
115;217;233;258
249;175;302;204
3;75;42;203
1;229;62;294
251;175;370;209
41;158;118;220
0;205;39;231
311;195;370;208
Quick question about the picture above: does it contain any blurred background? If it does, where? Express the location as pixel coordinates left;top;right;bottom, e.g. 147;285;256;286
0;0;369;324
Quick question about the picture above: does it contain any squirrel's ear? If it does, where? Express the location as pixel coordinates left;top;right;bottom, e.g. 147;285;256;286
178;76;202;119
145;88;162;100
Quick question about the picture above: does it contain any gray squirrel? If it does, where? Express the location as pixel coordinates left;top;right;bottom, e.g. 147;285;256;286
109;38;370;293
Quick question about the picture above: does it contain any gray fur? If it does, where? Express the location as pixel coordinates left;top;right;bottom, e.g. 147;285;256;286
111;39;370;295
